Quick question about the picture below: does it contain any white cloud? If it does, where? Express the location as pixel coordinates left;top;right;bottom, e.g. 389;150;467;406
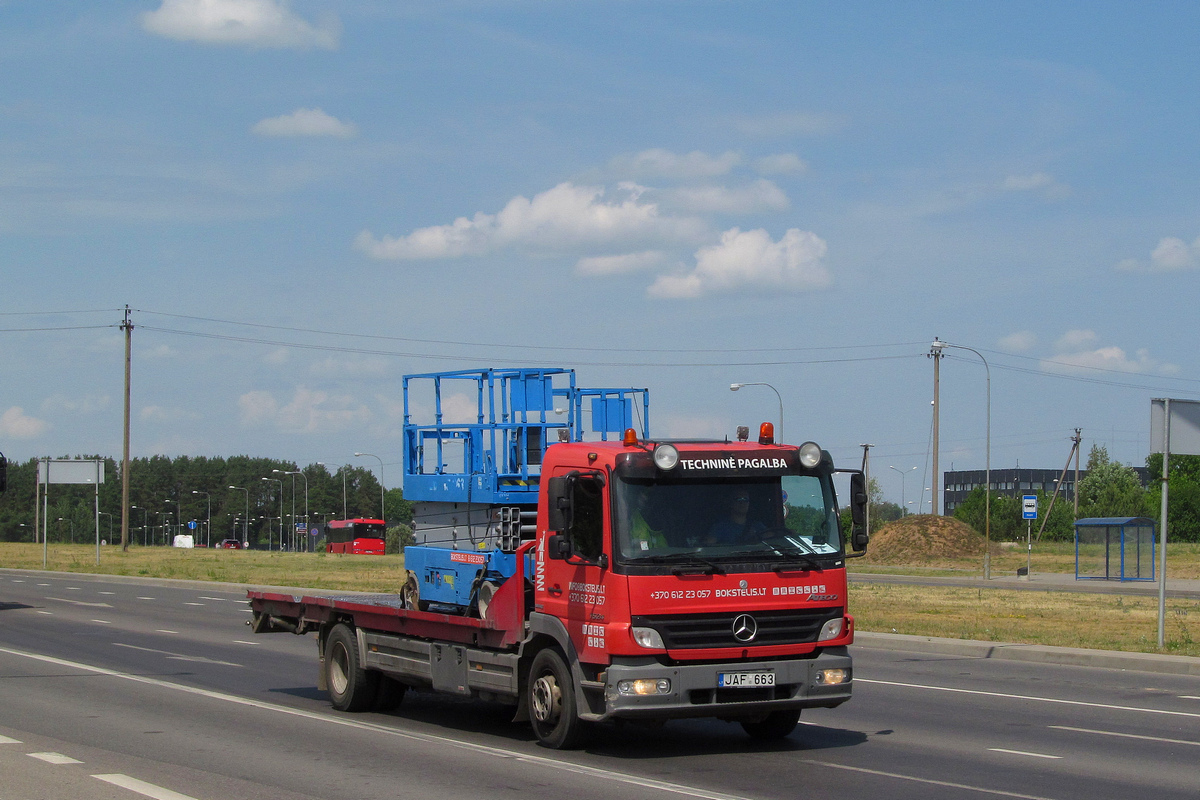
663;179;789;214
1040;330;1178;375
140;405;201;422
647;227;830;299
1121;236;1200;272
308;356;389;379
1000;172;1070;200
1001;173;1053;191
609;149;741;179
356;182;703;260
575;250;667;277
252;108;357;138
238;387;371;433
753;153;809;175
998;331;1037;352
1055;329;1098;351
142;0;339;50
41;393;110;415
733;112;847;137
0;406;49;438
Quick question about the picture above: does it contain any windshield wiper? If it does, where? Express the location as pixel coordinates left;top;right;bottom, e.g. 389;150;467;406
769;551;824;573
670;558;726;576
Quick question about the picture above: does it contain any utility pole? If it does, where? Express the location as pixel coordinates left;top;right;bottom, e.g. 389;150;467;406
1073;428;1082;518
928;339;943;515
860;443;873;538
120;305;133;551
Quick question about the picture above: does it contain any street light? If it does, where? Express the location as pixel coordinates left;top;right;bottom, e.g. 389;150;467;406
730;382;784;442
889;466;917;512
132;505;149;546
275;469;309;552
192;490;211;548
57;517;75;543
354;452;386;521
228;486;249;547
930;338;991;579
99;511;113;543
262;478;284;550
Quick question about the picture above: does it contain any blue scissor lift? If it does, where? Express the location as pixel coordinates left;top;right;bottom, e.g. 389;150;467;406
401;368;649;614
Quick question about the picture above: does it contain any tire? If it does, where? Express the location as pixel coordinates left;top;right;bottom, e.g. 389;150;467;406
528;648;587;749
476;580;498;619
325;624;379;712
374;676;407;712
402;572;429;612
740;709;800;740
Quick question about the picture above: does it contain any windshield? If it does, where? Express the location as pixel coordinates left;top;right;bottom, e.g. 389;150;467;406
613;472;842;565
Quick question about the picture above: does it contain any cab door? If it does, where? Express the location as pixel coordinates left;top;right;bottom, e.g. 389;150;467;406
539;469;612;661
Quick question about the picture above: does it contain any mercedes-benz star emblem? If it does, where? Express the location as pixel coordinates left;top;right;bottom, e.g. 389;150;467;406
732;614;757;642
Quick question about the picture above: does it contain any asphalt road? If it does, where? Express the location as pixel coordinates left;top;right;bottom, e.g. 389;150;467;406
1;569;1199;800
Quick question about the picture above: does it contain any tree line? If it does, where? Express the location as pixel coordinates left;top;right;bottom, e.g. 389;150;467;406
0;455;414;549
952;445;1200;542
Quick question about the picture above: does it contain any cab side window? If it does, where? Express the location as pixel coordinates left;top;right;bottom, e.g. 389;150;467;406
569;476;605;562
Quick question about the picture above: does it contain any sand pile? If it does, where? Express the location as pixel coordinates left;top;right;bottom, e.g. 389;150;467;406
864;514;989;564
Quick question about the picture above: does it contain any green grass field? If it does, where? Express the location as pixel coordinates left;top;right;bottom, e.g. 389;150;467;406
2;542;1198;656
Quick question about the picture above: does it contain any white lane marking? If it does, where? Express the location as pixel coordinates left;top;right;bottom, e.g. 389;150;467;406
857;678;1200;720
12;580;25;583
198;596;240;602
98;591;115;595
183;602;205;606
232;640;260;645
67;587;81;591
91;620;112;625
1180;695;1200;700
802;759;1059;800
137;597;156;600
0;735;23;744
112;643;241;668
46;597;113;608
37;583;50;586
989;748;1062;760
29;751;84;765
2;645;758;800
1051;725;1200;747
37;611;53;616
156;630;178;634
94;774;199;800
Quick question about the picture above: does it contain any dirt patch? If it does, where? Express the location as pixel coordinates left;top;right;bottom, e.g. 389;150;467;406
863;515;991;564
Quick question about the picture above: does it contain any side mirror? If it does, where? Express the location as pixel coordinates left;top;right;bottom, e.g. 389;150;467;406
849;472;869;551
546;476;572;531
548;533;572;560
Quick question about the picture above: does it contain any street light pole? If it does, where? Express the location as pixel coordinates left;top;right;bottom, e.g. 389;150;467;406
228;486;249;547
192;490;210;548
354;452;386;522
262;477;284;550
889;465;917;512
930;338;991;579
729;382;784;442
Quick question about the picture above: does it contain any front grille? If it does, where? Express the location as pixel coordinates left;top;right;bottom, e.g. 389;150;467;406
631;607;842;649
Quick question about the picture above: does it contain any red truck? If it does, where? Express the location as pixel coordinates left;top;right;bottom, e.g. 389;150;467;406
248;368;867;748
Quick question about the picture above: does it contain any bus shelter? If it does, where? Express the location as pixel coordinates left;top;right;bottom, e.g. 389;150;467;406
1074;517;1156;581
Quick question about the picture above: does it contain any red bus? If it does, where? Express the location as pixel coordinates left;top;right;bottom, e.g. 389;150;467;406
324;518;387;555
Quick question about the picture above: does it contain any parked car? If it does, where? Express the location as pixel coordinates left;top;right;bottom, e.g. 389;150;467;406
218;539;242;549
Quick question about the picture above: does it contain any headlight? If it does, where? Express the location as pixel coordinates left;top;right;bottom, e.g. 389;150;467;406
631;626;666;649
618;678;672;695
815;668;850;684
818;617;845;641
653;443;679;471
799;442;822;468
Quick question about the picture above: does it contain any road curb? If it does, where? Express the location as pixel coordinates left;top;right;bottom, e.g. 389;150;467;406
853;630;1200;677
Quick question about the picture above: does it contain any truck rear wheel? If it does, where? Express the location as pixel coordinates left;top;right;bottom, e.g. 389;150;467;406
528;648;586;749
740;709;800;740
325;623;379;712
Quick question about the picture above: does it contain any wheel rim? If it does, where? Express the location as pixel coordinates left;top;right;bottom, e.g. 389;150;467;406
329;641;350;695
531;672;562;724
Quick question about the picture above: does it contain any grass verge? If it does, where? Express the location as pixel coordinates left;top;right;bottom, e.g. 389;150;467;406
2;543;1198;657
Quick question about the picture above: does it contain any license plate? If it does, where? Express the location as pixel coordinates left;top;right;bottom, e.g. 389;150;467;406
717;671;775;688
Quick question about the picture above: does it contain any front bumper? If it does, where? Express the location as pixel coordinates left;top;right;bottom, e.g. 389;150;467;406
592;647;852;722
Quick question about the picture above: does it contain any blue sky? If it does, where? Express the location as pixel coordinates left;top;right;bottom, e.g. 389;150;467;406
2;1;1198;511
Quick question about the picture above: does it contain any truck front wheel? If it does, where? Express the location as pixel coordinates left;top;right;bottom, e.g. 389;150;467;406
740;709;800;740
528;648;586;749
325;623;379;712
